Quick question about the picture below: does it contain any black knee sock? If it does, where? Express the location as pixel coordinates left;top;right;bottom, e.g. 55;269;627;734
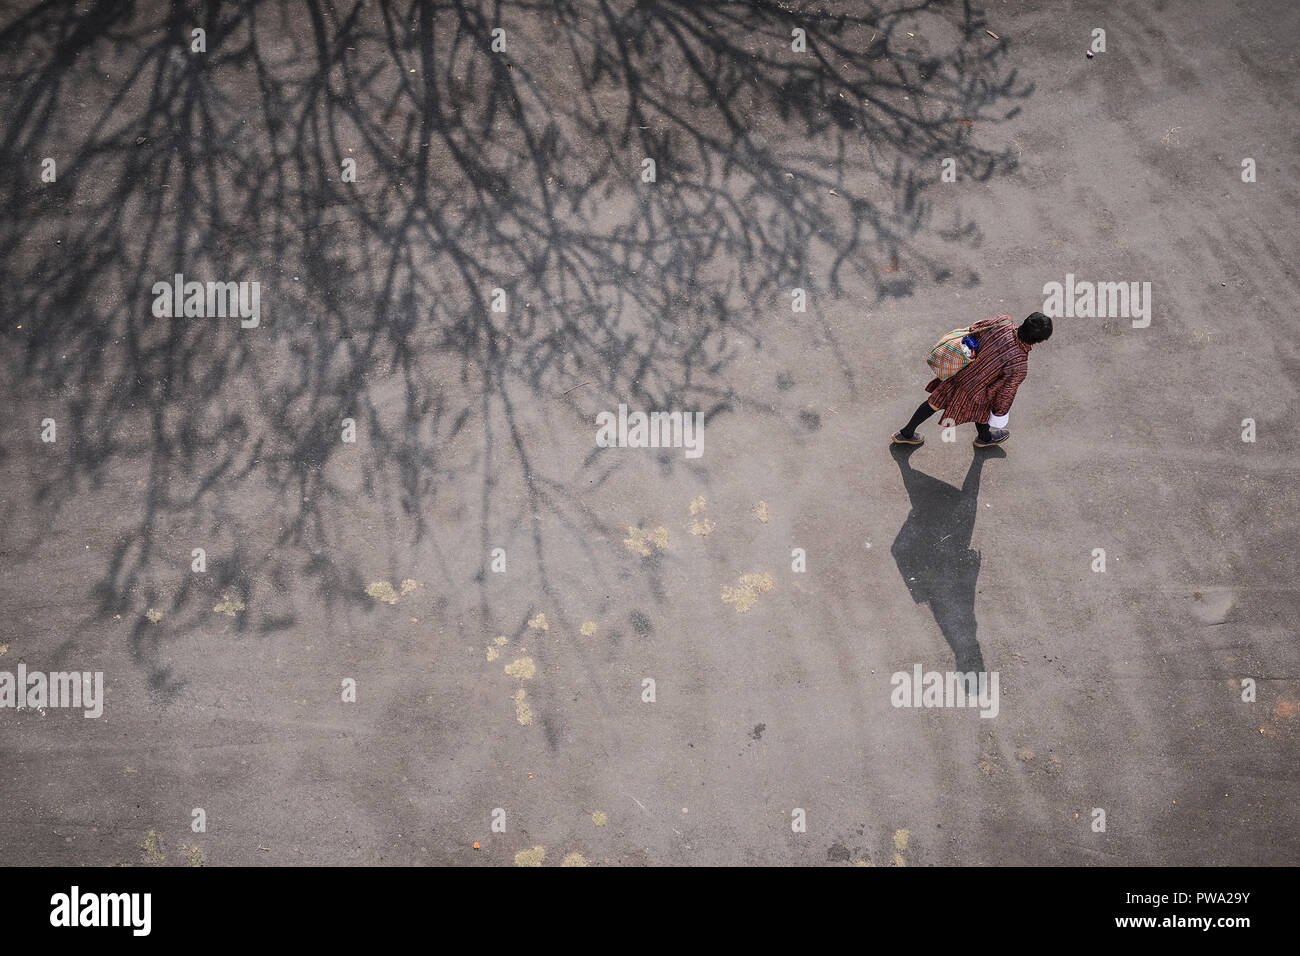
900;401;937;437
976;422;992;442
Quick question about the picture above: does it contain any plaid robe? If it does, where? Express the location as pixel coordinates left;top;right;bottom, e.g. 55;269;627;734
925;315;1031;425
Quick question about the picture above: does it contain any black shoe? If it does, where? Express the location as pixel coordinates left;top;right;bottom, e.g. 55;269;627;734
973;428;1009;448
891;430;924;446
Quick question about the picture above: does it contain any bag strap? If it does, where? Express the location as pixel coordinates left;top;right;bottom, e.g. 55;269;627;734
972;315;1013;340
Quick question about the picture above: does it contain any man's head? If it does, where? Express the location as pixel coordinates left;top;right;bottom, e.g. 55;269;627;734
1019;312;1053;345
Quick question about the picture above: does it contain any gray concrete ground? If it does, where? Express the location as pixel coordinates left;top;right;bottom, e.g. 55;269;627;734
1;0;1297;866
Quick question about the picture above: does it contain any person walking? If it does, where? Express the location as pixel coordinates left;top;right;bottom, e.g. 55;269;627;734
891;312;1053;448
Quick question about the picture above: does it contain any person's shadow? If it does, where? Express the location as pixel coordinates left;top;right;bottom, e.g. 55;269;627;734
890;444;1006;672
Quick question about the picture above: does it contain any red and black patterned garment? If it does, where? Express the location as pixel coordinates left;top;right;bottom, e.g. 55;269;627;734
925;315;1032;425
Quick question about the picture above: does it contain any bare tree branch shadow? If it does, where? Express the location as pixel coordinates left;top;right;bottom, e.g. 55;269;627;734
0;0;1032;694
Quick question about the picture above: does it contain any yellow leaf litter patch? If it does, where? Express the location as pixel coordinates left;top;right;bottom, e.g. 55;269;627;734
145;608;163;624
893;828;910;867
213;595;245;616
754;501;769;523
624;525;669;556
527;613;548;631
142;830;165;864
580;621;597;636
400;578;420;595
505;657;536;680
513;689;533;725
689;495;716;535
562;852;589;867
514;845;545;867
721;573;774;612
366;581;399;604
591;811;607;827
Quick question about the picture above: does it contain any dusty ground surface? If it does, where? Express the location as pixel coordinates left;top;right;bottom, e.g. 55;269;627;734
1;0;1296;866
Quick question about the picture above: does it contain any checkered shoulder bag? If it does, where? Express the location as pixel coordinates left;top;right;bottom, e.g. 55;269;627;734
927;327;978;380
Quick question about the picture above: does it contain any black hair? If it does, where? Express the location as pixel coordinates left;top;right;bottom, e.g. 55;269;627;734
1020;312;1053;344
